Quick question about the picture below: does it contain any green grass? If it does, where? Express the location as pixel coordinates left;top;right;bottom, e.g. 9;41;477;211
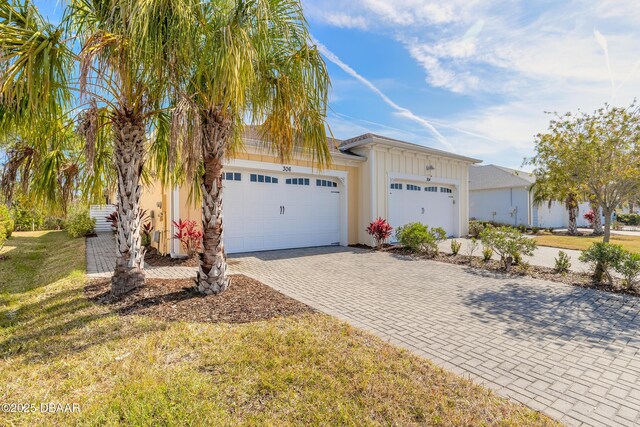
534;233;640;253
0;231;560;426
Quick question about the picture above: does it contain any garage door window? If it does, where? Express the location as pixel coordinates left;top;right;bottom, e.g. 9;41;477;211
250;174;278;184
440;187;452;193
390;183;402;190
425;186;437;192
316;179;337;188
285;178;310;186
407;184;421;191
222;172;241;181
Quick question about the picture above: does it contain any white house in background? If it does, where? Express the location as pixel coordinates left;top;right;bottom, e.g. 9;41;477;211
469;164;591;228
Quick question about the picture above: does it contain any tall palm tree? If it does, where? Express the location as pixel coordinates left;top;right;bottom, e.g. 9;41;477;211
0;0;197;295
169;0;331;294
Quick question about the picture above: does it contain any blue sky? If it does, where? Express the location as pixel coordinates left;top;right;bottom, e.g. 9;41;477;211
35;1;640;169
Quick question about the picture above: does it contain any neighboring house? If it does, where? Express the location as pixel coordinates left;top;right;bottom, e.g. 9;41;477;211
469;164;592;228
135;130;479;256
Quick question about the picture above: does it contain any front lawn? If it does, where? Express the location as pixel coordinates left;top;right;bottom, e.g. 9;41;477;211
0;231;558;426
534;233;640;253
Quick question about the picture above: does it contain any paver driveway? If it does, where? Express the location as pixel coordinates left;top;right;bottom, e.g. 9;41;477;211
232;247;640;427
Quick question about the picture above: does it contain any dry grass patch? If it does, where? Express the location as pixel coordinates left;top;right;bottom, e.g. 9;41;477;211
0;231;560;426
534;233;640;253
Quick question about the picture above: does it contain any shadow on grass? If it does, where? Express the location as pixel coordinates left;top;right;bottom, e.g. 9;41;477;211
462;274;640;352
0;232;83;294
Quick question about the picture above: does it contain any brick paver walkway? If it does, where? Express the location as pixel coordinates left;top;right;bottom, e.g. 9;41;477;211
86;234;640;426
86;233;196;279
233;247;640;427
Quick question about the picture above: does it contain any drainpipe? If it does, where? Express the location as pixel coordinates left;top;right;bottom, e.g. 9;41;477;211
170;186;180;258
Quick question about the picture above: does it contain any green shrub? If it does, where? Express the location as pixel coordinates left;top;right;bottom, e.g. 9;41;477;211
618;213;640;226
0;205;14;238
396;223;446;256
43;216;65;230
65;207;96;238
546;227;554;233
517;224;527;233
613;221;623;231
467;237;479;257
482;247;493;262
579;242;625;284
554;251;571;274
480;226;537;271
512;251;522;265
0;223;6;252
531;227;540;235
468;221;485;238
614;252;640;290
450;239;462;256
11;205;43;231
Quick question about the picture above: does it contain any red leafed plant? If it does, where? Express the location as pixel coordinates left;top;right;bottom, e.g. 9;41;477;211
584;209;596;226
366;217;394;250
172;219;203;256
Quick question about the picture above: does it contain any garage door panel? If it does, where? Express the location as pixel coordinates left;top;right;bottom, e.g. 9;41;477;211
389;183;456;237
222;169;342;253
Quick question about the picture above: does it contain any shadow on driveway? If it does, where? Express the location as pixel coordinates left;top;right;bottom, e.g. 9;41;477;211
462;273;640;352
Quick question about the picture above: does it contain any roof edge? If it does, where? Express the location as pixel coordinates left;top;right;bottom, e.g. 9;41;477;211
339;133;481;164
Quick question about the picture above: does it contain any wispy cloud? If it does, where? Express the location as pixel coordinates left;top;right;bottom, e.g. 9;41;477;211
314;39;455;152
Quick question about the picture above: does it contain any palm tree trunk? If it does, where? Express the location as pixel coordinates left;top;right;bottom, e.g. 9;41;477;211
195;108;231;295
111;111;147;295
566;193;578;235
591;202;603;236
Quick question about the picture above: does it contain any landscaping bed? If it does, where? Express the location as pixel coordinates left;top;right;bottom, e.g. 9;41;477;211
85;274;314;323
384;246;640;297
144;248;199;267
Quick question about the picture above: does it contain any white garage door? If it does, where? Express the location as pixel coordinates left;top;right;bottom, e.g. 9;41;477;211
388;183;456;237
222;170;342;253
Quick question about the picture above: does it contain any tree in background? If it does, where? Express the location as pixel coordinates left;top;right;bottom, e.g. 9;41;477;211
167;0;331;294
528;103;640;242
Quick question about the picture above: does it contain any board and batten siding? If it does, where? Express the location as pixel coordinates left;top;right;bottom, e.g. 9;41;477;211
353;145;472;244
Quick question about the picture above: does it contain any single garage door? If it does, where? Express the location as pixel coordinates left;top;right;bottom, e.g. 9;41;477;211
388;182;456;237
222;170;342;253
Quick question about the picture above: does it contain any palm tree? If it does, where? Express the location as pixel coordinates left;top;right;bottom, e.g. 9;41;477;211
531;180;580;235
0;0;197;295
169;0;331;294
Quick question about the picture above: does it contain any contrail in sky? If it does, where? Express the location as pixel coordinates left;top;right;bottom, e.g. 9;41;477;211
314;38;456;152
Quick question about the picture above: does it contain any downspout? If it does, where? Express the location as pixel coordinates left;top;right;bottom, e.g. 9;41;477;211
170;186;180;258
370;147;376;222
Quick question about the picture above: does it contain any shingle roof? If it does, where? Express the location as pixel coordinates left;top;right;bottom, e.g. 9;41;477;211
469;164;535;191
242;125;349;156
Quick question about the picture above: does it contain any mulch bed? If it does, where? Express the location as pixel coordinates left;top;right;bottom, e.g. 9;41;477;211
85;274;314;323
361;245;640;297
144;248;199;267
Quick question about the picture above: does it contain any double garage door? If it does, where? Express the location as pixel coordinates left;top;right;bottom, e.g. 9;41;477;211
388;182;456;236
222;169;342;253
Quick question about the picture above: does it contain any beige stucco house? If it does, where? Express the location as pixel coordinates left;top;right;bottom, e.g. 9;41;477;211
135;131;480;256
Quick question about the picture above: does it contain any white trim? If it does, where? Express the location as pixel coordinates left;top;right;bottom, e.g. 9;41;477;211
369;147;376;223
226;159;347;180
170;186;180;258
224;159;349;247
389;172;460;188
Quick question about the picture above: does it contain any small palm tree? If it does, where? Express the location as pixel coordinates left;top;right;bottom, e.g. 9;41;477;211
531;180;580;235
168;0;331;294
1;0;197;295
